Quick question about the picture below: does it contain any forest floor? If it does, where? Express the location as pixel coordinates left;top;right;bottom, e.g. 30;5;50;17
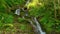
0;22;35;34
0;13;60;34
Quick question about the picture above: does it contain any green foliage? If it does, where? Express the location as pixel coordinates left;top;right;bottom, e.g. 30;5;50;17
4;15;14;23
0;13;14;30
19;24;32;31
0;0;60;33
28;0;60;32
19;24;27;31
0;0;26;13
29;6;45;17
5;0;25;6
18;17;25;22
0;13;14;23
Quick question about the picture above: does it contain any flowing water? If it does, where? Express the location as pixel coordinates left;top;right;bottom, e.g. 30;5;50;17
14;0;46;33
15;9;20;15
15;8;46;34
33;17;46;34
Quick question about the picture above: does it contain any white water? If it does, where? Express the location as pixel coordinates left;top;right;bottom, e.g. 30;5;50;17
28;20;39;32
34;17;46;34
15;9;20;15
15;0;46;33
15;8;46;34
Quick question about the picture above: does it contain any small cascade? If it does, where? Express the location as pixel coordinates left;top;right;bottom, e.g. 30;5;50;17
14;0;46;33
14;8;46;34
33;17;46;34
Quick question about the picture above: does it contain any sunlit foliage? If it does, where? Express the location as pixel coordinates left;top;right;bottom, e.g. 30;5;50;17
0;0;60;33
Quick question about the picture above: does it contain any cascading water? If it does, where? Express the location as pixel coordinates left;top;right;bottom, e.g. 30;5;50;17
14;0;46;34
33;17;46;34
15;8;46;34
24;0;46;34
27;19;38;32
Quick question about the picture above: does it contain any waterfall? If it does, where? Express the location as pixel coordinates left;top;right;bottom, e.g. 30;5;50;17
14;8;46;34
33;17;46;34
28;20;39;33
14;0;46;33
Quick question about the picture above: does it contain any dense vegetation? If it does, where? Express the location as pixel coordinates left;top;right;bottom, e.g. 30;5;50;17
0;0;60;34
